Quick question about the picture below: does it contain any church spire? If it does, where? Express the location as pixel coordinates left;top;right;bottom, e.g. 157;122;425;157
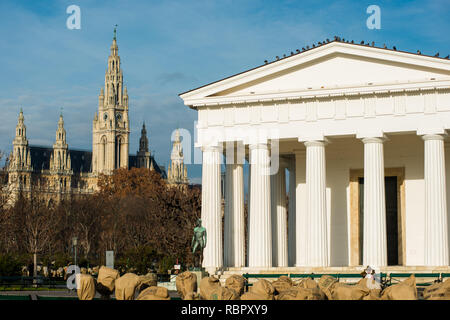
50;113;71;173
9;109;31;171
167;128;188;185
137;122;151;169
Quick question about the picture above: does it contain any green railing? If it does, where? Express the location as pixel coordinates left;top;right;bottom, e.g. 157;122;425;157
242;272;446;290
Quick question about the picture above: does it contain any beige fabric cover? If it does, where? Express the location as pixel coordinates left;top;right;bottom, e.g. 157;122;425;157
225;274;246;296
241;279;275;300
115;273;141;300
209;286;240;300
183;292;201;300
96;266;120;296
381;275;417;300
176;271;198;299
423;278;450;300
76;274;96;300
272;276;293;294
136;286;171;300
199;276;221;300
297;278;319;289
353;278;382;300
318;275;339;300
139;273;158;290
277;288;323;300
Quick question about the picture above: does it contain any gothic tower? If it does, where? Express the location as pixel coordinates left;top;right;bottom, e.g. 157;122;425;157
92;28;130;174
49;114;73;191
167;129;188;185
7;109;32;191
137;122;151;169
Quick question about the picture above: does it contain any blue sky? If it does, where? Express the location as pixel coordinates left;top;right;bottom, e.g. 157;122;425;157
0;0;449;184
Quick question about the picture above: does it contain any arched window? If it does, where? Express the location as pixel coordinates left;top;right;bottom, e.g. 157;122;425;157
115;136;123;169
101;136;107;168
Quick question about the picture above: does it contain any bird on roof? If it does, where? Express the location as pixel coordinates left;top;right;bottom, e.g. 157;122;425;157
302;47;306;51
417;50;421;55
264;60;268;64
290;51;294;55
276;56;279;60
334;36;337;40
312;44;316;48
296;49;300;53
360;40;364;44
283;54;286;58
371;41;375;47
342;38;345;42
351;40;354;44
383;43;387;49
445;55;449;59
393;46;397;50
318;41;322;45
306;45;310;49
435;52;439;57
326;38;330;43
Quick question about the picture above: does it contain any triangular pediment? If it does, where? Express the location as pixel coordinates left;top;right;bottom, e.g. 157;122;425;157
180;42;450;105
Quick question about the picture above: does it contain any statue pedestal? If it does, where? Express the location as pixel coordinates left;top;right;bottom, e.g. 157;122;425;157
190;267;208;292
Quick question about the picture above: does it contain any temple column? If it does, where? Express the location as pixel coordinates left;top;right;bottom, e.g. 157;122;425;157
288;158;296;267
361;137;387;267
201;146;222;272
224;144;245;267
248;143;272;268
304;140;329;267
271;163;288;267
423;134;449;266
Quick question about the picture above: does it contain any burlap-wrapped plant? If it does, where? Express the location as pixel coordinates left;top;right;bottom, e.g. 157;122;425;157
225;274;246;296
271;276;293;294
381;275;417;300
76;274;96;300
241;279;275;300
423;278;450;300
138;273;158;291
176;271;198;299
96;266;120;299
115;273;141;300
136;286;171;300
199;276;221;300
209;286;240;300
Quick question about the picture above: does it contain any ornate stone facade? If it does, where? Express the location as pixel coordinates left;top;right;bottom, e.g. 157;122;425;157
3;32;166;203
167;129;188;186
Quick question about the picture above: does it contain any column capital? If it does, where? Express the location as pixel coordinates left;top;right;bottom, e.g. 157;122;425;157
422;133;447;141
201;145;222;153
361;136;387;144
304;138;329;148
249;142;269;151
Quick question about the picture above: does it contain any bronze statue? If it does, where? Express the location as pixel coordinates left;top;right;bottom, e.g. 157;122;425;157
191;218;207;268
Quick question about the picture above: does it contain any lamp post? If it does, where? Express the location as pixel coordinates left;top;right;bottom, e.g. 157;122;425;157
72;237;78;267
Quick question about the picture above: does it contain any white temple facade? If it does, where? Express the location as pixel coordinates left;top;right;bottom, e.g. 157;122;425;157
180;40;450;274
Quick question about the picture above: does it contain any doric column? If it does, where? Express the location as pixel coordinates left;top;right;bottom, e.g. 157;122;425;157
224;162;233;267
248;143;272;268
288;158;296;267
201;146;222;272
271;163;288;267
423;134;449;266
362;137;387;267
294;150;307;267
304;140;329;267
224;153;245;267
